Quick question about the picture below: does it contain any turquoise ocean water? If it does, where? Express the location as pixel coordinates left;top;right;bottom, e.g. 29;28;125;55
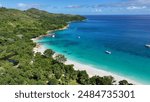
36;15;150;84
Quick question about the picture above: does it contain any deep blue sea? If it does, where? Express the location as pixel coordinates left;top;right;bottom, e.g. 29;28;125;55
37;15;150;84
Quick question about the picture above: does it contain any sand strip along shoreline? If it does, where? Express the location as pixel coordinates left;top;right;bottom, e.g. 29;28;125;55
31;41;141;85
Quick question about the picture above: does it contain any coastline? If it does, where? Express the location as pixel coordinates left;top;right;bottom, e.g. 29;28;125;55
32;22;141;85
32;42;141;85
31;24;69;41
32;43;47;54
65;60;140;85
48;24;69;33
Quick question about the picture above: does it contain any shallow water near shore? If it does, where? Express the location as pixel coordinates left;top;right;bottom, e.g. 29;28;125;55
36;15;150;84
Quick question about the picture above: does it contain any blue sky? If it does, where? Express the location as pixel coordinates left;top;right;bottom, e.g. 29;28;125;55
0;0;150;14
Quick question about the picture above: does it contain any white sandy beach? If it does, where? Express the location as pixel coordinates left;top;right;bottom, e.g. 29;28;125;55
65;60;140;85
33;44;47;54
31;25;69;54
32;38;140;85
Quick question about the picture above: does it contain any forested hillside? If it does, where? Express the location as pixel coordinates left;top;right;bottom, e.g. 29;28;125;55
0;7;130;85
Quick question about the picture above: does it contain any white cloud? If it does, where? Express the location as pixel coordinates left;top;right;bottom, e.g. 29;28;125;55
95;8;102;12
65;5;84;9
136;0;150;4
92;0;150;9
129;0;150;7
91;8;102;13
127;6;146;10
17;3;41;9
18;3;27;8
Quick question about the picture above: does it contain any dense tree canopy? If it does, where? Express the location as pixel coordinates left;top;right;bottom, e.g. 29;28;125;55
119;80;133;85
54;54;67;63
44;49;55;58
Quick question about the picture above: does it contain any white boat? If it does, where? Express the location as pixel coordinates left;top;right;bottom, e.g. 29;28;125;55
105;51;111;54
145;44;150;48
78;36;80;39
52;35;55;38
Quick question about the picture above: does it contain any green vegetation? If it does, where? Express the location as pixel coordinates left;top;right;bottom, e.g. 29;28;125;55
89;76;115;85
54;54;67;63
0;7;131;85
119;80;133;85
43;49;55;58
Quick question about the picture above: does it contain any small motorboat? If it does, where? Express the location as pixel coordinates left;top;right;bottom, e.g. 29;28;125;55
105;50;111;54
78;36;80;39
52;35;55;38
145;44;150;48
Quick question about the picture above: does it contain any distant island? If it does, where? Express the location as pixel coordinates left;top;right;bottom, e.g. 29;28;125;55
0;7;133;85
